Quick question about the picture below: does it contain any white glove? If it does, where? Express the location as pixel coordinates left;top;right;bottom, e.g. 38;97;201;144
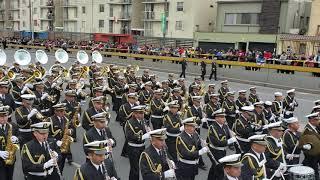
110;177;117;180
164;169;175;178
108;139;115;146
51;83;57;88
169;160;176;169
136;101;140;105
279;162;287;173
286;154;294;160
41;93;49;100
124;84;129;89
11;136;19;143
280;114;284;118
289;103;294;107
201;118;207;123
258;159;266;167
179;126;184;132
142;133;150;140
285;111;291;115
56;140;62;147
43;159;55;169
28;109;38;119
21;86;28;94
177;111;181;116
0;151;9;160
235;110;240;114
76;89;82;95
163;106;169;112
227;137;237;145
275;170;282;177
26;83;33;89
303;144;312;150
52;151;59;161
198;147;209;155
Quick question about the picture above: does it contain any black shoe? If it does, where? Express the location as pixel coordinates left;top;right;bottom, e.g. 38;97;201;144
199;165;207;170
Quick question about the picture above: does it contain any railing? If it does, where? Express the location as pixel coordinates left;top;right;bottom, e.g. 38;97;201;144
5;43;320;73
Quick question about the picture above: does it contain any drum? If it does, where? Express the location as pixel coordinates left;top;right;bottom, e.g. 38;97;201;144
289;166;315;180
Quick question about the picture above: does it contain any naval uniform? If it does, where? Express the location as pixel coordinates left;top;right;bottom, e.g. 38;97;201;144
82;108;103;131
283;129;301;165
282;96;298;119
222;99;237;129
163;111;181;162
249;93;260;104
125;117;146;180
0;123;16;180
233;114;255;153
264;136;284;178
150;98;165;130
241;149;267;180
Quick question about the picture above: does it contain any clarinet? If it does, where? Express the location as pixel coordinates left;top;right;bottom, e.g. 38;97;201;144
101;160;111;180
195;131;218;164
45;141;63;180
163;144;177;180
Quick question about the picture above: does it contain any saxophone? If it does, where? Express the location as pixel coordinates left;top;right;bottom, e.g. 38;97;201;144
60;119;74;153
72;104;81;127
4;124;19;165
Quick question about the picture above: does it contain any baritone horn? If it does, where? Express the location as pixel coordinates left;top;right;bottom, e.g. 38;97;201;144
14;49;31;66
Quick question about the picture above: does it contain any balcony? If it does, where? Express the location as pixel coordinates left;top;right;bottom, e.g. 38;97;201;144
142;0;169;4
40;0;54;8
40;13;54;21
118;14;131;21
9;6;20;11
63;17;78;22
143;11;168;21
109;0;132;5
63;2;77;8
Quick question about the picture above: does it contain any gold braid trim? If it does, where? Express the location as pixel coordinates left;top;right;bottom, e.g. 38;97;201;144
49;117;61;137
73;168;84;180
242;155;264;178
21;144;45;164
139;152;162;174
176;136;196;158
16;108;29;128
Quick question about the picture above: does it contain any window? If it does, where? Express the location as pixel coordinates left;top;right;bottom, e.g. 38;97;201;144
109;6;113;17
82;6;86;14
224;13;259;25
175;21;182;30
99;20;104;28
99;4;104;12
177;2;183;11
23;21;25;27
109;20;113;33
22;10;26;16
33;8;37;14
82;21;85;29
34;20;37;26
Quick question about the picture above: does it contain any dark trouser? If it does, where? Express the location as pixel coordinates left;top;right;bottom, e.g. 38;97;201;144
209;71;217;81
201;71;206;81
180;69;186;78
58;153;68;173
0;162;14;180
303;154;320;180
25;170;60;180
176;161;198;180
128;145;145;180
166;136;178;162
121;125;128;157
113;98;122;112
207;148;226;180
225;116;236;129
150;117;163;130
238;140;250;153
19;132;33;149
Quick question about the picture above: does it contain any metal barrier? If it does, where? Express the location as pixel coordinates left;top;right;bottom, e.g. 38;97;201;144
5;44;320;73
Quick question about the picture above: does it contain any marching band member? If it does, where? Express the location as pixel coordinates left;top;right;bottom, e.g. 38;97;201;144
161;81;171;102
207;109;236;180
126;69;136;84
188;85;200;106
163;100;181;162
168;73;175;89
139;81;153;105
125;105;148;180
15;94;40;147
218;80;229;104
141;69;151;83
203;94;220;127
248;87;260;104
314;99;320;106
233;105;256;153
150;89;166;130
282;117;301;165
204;84;215;104
311;105;320;113
300;112;320;180
113;76;126;112
176;78;187;97
282;89;298;118
139;128;176;180
119;93;139;157
62;90;80;140
218;154;242;180
0;81;15;113
33;81;53;117
121;84;137;105
88;87;110;111
21;122;61;180
82;96;105;131
176;117;209;180
11;76;24;106
235;90;250;110
264;121;286;178
186;96;203;134
272;92;283;119
252;101;267;134
188;77;201;94
82;112;118;179
167;88;183;110
0;105;18;180
74;141;117;180
263;101;277;123
241;134;268;180
222;91;237;128
48;103;73;172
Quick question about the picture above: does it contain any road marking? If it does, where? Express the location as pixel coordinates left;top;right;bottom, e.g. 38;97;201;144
70;162;81;168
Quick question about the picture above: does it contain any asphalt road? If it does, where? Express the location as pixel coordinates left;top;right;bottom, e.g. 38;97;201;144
1;48;317;180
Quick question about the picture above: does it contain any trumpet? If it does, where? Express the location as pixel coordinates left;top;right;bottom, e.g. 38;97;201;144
24;70;42;84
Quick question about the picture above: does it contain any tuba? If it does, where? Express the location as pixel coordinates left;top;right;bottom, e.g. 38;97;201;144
55;49;69;64
77;50;89;64
60;119;74;153
36;50;48;64
4;124;19;165
14;49;31;66
92;50;103;63
0;49;6;66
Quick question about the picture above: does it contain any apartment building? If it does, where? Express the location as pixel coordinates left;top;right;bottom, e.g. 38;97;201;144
308;0;320;36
